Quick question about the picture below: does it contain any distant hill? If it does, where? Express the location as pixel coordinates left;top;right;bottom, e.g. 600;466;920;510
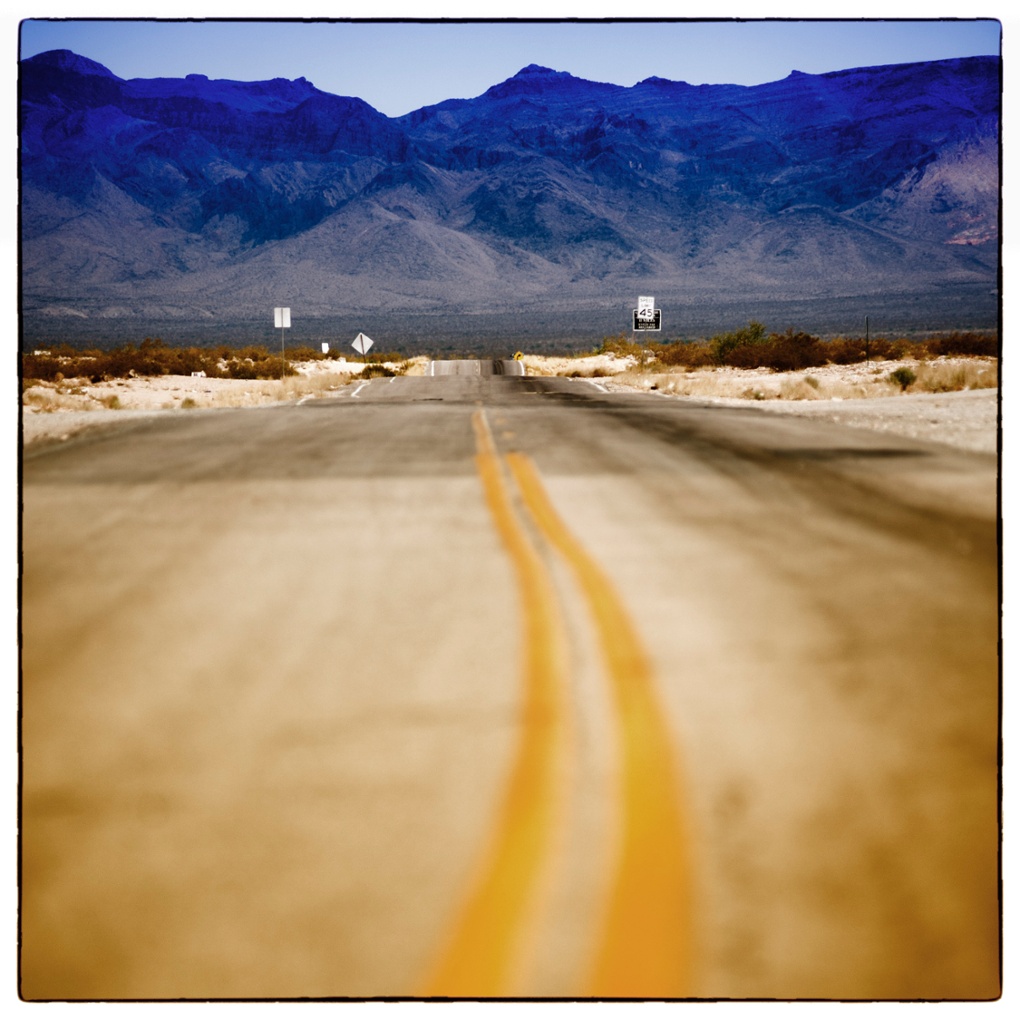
19;50;1000;340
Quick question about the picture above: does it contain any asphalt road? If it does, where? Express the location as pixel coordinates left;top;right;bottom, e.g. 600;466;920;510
427;359;525;376
20;373;1000;1001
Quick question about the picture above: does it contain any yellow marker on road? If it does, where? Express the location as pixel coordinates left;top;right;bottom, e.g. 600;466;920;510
422;412;695;999
418;412;572;998
507;453;695;998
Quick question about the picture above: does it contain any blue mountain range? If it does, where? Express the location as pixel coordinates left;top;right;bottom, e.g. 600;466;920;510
19;49;1000;331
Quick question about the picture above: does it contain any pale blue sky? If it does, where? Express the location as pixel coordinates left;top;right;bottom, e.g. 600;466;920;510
18;16;1002;118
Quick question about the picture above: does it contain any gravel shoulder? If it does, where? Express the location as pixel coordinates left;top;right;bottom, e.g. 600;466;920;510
655;388;999;455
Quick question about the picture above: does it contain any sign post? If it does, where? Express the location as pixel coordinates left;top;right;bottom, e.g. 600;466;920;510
274;307;291;372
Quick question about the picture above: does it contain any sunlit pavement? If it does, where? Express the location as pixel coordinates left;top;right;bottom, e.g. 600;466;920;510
20;374;999;1000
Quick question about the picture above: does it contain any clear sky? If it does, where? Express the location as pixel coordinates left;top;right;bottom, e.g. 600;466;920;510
17;13;1002;118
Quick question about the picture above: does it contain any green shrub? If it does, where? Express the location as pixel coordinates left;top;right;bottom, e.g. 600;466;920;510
710;321;769;364
760;329;824;372
889;367;917;391
705;322;824;371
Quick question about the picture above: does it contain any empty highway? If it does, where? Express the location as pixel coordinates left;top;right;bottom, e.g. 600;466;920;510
20;372;1000;1000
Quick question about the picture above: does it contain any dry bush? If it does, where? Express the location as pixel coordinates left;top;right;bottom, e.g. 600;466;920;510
22;385;64;413
778;376;824;401
225;356;295;380
596;333;645;359
284;372;355;399
172;371;356;409
360;363;398;378
628;370;783;400
22;341;303;383
22;381;107;412
919;332;998;358
913;359;997;393
21;363;360;414
565;366;613;378
823;336;911;364
609;353;996;402
625;324;999;376
654;340;715;368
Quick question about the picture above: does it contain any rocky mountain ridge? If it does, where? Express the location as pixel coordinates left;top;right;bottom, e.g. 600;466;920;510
19;49;1000;337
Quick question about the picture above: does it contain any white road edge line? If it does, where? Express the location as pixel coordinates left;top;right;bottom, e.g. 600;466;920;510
580;379;609;393
352;381;370;398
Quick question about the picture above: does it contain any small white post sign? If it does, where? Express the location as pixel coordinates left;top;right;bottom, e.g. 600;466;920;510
352;332;374;356
321;343;330;354
274;306;291;365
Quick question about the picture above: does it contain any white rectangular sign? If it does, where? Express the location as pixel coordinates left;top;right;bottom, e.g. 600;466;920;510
321;343;330;354
635;294;659;328
274;307;291;328
352;332;374;355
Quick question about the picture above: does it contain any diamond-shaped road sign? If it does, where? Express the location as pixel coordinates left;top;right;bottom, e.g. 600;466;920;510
352;333;374;355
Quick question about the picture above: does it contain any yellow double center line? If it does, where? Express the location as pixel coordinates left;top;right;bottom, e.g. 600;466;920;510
420;410;695;999
418;412;572;997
